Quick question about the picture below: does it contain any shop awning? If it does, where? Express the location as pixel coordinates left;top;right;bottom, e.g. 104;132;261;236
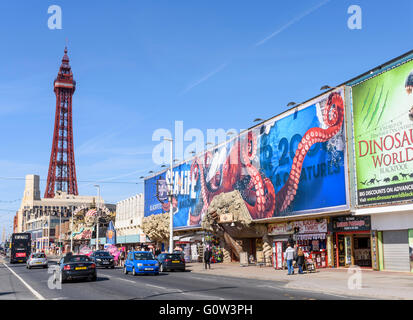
294;233;326;240
353;203;413;216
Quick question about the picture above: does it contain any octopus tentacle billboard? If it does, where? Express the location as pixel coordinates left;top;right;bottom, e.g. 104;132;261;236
145;89;349;229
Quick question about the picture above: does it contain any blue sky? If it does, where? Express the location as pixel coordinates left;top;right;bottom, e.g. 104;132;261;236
0;0;412;236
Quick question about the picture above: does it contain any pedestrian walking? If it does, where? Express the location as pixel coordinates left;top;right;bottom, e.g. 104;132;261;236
284;243;295;275
119;249;125;267
296;247;305;274
204;246;212;270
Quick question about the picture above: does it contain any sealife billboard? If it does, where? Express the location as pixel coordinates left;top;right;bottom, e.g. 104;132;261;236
145;88;349;229
351;59;413;206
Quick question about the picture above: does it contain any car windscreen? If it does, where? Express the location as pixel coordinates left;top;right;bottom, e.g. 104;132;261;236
165;254;183;260
95;251;111;257
32;253;45;258
65;255;91;263
134;252;154;260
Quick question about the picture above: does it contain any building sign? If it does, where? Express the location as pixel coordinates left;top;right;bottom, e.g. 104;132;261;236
105;221;116;245
330;215;371;232
352;59;413;206
268;219;327;235
145;89;349;229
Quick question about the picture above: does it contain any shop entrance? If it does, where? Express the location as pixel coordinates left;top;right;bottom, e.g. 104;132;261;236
334;232;372;268
353;234;372;267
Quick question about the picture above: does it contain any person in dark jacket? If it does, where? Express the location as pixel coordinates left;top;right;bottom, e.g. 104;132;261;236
204;246;212;270
296;247;305;274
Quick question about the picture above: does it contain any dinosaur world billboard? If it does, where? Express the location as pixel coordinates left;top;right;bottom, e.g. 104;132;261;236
352;59;413;206
145;89;349;229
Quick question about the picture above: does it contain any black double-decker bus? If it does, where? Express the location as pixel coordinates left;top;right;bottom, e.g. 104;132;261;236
10;233;31;264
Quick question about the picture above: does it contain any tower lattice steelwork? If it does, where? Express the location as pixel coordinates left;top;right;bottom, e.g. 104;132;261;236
44;47;78;198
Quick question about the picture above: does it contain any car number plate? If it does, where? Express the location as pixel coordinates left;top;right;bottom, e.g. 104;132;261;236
172;261;180;263
144;268;153;271
18;260;23;263
36;262;42;264
102;261;109;264
75;267;87;270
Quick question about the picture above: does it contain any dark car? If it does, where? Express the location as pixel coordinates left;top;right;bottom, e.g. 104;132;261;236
157;253;186;272
90;250;115;269
55;254;97;283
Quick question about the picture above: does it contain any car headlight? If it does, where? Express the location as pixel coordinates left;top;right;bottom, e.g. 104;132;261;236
96;259;101;261
137;263;143;267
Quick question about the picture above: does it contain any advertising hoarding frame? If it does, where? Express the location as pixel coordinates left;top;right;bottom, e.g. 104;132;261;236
145;86;351;230
349;56;413;208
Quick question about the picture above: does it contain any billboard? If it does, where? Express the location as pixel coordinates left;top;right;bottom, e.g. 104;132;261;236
145;89;349;229
352;59;413;206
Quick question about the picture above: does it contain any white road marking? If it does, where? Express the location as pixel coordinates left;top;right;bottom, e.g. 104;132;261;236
145;284;172;290
3;263;45;300
99;272;225;299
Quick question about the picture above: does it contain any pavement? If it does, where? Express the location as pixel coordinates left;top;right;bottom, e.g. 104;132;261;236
186;262;413;300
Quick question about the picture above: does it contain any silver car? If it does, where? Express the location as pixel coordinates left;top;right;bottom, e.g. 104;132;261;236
26;252;48;269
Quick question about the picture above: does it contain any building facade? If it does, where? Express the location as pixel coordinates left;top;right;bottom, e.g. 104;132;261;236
115;194;147;249
18;174;105;252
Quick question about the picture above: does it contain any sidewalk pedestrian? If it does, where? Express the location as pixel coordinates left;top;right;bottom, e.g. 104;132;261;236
204;246;212;270
284;243;295;275
119;249;125;267
296;247;305;274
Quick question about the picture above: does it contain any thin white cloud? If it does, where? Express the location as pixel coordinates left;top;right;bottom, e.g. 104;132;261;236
180;63;228;95
254;0;331;47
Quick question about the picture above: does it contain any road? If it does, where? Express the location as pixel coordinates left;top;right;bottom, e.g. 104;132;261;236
0;258;367;300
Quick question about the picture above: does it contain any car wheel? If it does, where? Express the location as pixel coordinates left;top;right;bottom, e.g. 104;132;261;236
111;266;115;269
27;265;31;269
132;268;136;276
160;264;164;272
43;265;48;269
154;272;159;276
90;274;97;282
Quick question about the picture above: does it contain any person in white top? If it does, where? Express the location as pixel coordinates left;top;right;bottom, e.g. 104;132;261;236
284;243;296;275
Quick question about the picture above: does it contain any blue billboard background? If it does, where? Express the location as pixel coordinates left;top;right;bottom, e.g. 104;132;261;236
145;90;349;229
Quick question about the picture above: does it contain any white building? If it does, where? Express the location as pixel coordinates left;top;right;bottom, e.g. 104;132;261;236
115;194;146;247
18;174;105;252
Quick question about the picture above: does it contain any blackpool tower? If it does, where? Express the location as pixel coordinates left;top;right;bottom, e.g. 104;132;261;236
44;47;78;198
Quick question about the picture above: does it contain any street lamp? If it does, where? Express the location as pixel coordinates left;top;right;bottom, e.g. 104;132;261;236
320;85;338;91
94;185;100;251
70;206;74;253
163;137;174;253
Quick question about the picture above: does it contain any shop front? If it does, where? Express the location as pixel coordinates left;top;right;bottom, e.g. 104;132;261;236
268;218;329;269
330;215;372;268
356;204;413;272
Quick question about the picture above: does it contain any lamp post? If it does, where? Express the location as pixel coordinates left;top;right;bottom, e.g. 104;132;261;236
59;208;62;255
163;137;174;253
70;206;73;253
94;185;100;251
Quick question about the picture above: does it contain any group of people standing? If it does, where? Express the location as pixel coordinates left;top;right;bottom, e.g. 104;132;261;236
284;243;305;275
